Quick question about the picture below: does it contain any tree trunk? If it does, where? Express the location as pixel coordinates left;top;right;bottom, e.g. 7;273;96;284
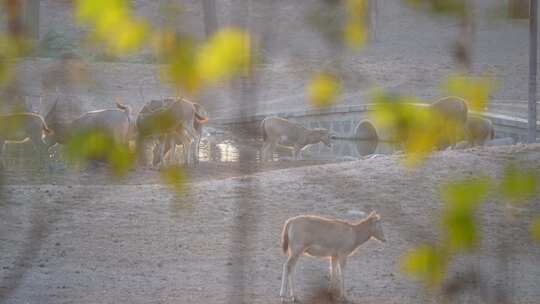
509;0;530;19
528;0;538;143
368;0;378;41
23;0;40;40
202;0;218;37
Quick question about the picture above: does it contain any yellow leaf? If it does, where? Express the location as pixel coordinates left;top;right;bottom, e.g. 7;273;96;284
442;73;495;112
307;72;341;107
75;0;147;54
196;28;251;84
344;22;368;49
344;0;368;49
154;32;201;93
369;91;442;166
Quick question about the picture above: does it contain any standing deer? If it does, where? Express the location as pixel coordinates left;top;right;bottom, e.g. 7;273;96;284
280;211;385;302
136;98;208;167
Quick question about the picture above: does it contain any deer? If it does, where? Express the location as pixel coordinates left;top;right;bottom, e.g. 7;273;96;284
0;112;52;169
261;116;332;161
280;211;386;302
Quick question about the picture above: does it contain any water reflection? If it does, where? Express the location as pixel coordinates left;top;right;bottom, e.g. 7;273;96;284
215;141;239;162
197;128;396;162
0;127;397;170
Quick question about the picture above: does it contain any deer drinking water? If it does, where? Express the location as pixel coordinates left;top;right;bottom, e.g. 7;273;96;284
0;112;52;169
280;211;385;302
261;116;332;161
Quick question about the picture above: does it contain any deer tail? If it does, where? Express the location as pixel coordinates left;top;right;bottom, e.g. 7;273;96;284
281;220;290;254
115;98;131;120
42;121;52;134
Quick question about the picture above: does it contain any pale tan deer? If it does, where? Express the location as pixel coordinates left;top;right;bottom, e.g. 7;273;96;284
261;116;332;161
44;100;131;148
0;112;52;168
280;211;385;302
429;96;469;149
465;115;494;146
136;98;208;167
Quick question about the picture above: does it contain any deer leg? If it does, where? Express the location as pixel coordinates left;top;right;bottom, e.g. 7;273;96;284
261;142;269;161
330;256;338;294
281;251;300;302
280;260;288;301
292;146;301;160
152;141;160;168
185;140;193;166
192;136;200;164
170;141;176;164
136;137;149;166
29;134;47;169
265;141;277;162
337;256;347;301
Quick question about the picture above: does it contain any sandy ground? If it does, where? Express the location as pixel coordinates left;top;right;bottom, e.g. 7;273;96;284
1;144;540;304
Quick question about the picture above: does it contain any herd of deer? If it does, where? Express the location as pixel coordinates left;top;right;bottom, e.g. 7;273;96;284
0;96;209;169
0;95;496;302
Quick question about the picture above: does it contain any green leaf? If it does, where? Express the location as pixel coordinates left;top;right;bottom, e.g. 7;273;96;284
440;178;490;251
400;244;448;287
530;217;540;243
369;91;444;166
500;164;538;204
64;128;134;176
405;0;466;16
160;165;187;196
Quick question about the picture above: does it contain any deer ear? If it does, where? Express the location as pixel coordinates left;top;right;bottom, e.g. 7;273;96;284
368;211;376;218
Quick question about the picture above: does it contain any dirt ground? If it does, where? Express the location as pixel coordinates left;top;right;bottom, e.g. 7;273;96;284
1;144;540;304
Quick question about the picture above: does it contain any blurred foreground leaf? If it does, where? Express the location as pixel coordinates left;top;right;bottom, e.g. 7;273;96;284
65;128;134;176
156;32;200;93
442;74;495;111
158;28;251;93
307;72;341;108
160;165;187;196
137;109;179;137
400;244;448;287
530;217;540;243
196;28;251;84
344;0;368;49
440;178;490;251
75;0;147;54
0;35;32;84
405;0;466;16
370;91;443;166
500;164;538;204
